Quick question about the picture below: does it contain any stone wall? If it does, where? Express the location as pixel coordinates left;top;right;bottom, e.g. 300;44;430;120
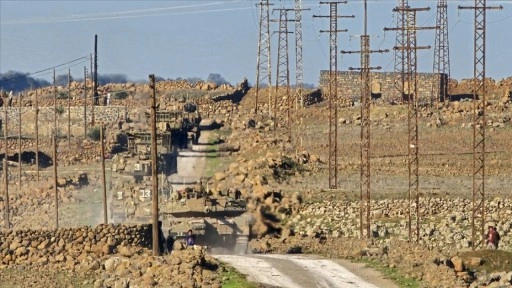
319;71;447;102
1;106;126;127
0;224;221;287
0;224;151;266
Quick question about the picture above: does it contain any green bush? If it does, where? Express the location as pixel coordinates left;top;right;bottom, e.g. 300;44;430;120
87;127;101;141
57;91;69;99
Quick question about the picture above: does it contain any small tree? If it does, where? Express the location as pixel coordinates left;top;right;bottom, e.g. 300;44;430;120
87;126;101;141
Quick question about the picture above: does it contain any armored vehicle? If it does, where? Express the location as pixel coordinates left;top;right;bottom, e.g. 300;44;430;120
110;172;251;253
109;104;250;253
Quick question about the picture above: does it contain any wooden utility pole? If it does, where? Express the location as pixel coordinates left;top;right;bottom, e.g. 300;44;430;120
3;159;8;229
94;35;98;104
53;69;57;138
149;74;160;256
3;101;9;229
100;125;107;224
53;135;58;229
83;66;88;139
35;90;39;182
90;53;95;126
18;92;22;190
68;68;71;148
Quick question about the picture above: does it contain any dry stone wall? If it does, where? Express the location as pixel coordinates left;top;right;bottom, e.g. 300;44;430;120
319;71;445;102
1;106;127;129
0;224;222;287
0;224;151;267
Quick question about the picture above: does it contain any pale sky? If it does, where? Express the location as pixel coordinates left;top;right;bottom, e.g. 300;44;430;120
1;0;511;86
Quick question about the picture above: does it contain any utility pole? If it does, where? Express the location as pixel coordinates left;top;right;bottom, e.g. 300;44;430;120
458;0;503;250
255;0;273;114
68;68;71;148
393;0;408;103
53;69;59;229
313;1;354;189
3;98;9;229
293;0;310;155
341;0;388;239
100;125;107;224
432;0;451;106
385;6;437;243
294;0;309;109
84;67;88;139
272;8;293;136
35;90;39;182
149;74;160;256
53;135;58;229
53;69;57;139
94;35;98;105
18;92;22;190
91;51;95;126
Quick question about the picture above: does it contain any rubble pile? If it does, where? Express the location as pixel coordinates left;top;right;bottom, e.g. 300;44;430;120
2;182;82;230
0;224;221;287
287;197;512;252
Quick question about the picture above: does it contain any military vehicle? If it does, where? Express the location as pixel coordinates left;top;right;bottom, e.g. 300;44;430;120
110;164;251;252
109;103;251;253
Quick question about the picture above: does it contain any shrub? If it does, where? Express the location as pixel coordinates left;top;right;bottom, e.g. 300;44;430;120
87;126;101;141
57;91;69;99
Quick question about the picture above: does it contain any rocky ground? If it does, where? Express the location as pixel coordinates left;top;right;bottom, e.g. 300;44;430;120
0;79;511;287
0;224;222;288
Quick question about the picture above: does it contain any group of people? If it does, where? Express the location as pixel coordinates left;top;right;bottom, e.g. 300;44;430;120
158;221;196;254
486;225;501;249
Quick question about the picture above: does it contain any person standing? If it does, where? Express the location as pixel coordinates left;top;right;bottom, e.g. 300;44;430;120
186;229;195;248
166;231;175;254
493;227;501;249
486;226;497;249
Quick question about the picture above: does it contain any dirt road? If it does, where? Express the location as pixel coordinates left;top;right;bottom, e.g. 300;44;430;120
215;254;398;288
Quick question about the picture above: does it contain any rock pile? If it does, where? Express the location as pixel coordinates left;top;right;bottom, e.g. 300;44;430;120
0;224;221;287
96;249;221;288
287;197;512;252
0;224;151;267
3;183;80;230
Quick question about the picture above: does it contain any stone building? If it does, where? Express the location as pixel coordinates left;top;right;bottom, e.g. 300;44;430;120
319;71;448;103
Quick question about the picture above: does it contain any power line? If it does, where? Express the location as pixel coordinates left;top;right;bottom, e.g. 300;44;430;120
1;56;90;83
1;2;249;25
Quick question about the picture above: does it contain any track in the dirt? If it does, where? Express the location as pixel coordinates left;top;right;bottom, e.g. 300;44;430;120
215;254;380;288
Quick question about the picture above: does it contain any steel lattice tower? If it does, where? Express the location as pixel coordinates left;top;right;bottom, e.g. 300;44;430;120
394;0;408;102
459;0;503;250
294;0;304;109
385;6;436;243
273;8;293;134
405;11;420;243
314;1;353;189
293;0;309;153
341;0;388;238
432;0;450;105
255;0;273;114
